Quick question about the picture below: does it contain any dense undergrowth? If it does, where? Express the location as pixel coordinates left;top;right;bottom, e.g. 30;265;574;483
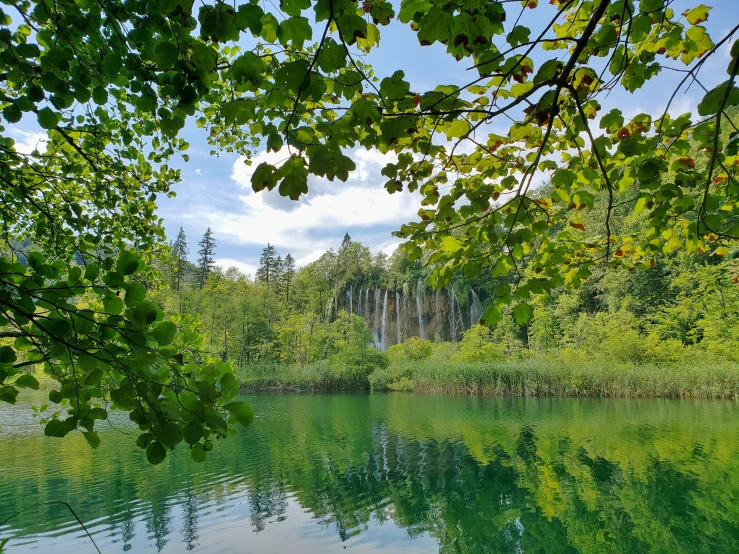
237;329;739;398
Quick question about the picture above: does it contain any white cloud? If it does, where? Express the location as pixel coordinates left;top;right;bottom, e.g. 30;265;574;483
10;130;47;155
204;148;421;265
195;169;202;175
215;258;258;278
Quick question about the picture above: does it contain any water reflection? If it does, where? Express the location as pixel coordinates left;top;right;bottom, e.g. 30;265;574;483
1;393;738;553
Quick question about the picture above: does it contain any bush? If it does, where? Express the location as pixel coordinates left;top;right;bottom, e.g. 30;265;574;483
451;325;504;363
402;336;433;360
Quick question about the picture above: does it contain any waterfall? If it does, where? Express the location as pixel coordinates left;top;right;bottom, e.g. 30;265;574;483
416;279;425;340
381;289;389;351
365;289;370;323
334;295;338;320
357;287;362;316
450;284;457;342
373;287;381;345
402;282;410;337
435;289;441;338
396;290;401;345
349;284;353;315
470;290;483;325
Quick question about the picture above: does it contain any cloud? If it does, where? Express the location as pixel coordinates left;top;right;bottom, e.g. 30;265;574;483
10;130;47;154
215;258;258;278
195;169;202;175
204;148;421;265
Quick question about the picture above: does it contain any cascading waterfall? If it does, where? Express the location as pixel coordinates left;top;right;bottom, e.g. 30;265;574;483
365;289;370;323
470;290;483;325
396;290;401;345
373;287;381;346
402;282;410;337
450;284;457;342
416;279;425;340
349;284;353;315
435;290;441;336
380;289;389;351
357;287;362;316
457;295;465;336
334;295;338;320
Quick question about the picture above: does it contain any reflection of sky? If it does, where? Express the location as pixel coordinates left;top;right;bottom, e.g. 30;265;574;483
2;493;437;554
6;1;737;274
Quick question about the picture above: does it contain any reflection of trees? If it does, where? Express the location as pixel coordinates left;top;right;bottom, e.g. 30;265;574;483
181;491;199;551
2;395;739;553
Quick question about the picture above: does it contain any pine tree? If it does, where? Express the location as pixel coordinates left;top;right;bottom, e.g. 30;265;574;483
272;255;284;294
256;243;278;284
171;226;189;292
340;232;352;253
283;253;296;302
196;227;216;289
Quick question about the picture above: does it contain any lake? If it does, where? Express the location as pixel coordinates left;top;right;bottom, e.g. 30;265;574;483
1;392;738;553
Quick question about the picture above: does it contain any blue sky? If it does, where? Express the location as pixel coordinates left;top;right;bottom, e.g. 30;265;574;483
9;1;737;277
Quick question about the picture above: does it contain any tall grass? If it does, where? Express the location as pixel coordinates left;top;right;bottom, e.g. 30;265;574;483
380;358;739;399
235;361;371;391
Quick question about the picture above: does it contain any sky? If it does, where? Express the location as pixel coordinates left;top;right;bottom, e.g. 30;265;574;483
9;0;738;278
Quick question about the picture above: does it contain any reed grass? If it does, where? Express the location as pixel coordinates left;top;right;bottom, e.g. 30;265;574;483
385;358;739;399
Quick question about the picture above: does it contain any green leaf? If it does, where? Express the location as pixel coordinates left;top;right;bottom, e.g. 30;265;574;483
146;441;167;465
0;346;17;364
183;420;203;445
513;303;534;325
37;107;58;129
3;104;22;124
14;374;39;390
251;162;279;192
44;419;70;438
116;250;140;275
278;16;312;49
683;4;710;25
224;401;254;428
84;262;100;281
0;386;19;405
83;431;101;449
153;321;177;345
191;442;207;462
154;41;179;70
278;157;308;200
697;81;739;116
124;282;147;307
220;372;239;402
222;99;256;126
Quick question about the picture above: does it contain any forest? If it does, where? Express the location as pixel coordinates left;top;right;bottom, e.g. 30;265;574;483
0;0;738;469
153;185;739;397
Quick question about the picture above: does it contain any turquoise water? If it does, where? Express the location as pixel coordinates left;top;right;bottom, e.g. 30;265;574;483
1;392;738;553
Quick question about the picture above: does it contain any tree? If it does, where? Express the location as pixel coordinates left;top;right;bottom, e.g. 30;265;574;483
196;228;217;289
273;255;285;295
1;0;737;460
172;227;189;292
283;254;296;302
256;244;279;285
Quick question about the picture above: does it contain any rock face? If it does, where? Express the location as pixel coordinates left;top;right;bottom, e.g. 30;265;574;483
332;282;486;350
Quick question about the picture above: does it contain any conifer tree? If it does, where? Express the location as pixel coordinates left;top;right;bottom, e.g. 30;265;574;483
171;226;189;292
256;243;278;285
196;227;216;289
273;255;284;295
283;254;296;302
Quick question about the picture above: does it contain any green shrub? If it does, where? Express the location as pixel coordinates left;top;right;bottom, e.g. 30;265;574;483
402;336;433;360
451;325;504;363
